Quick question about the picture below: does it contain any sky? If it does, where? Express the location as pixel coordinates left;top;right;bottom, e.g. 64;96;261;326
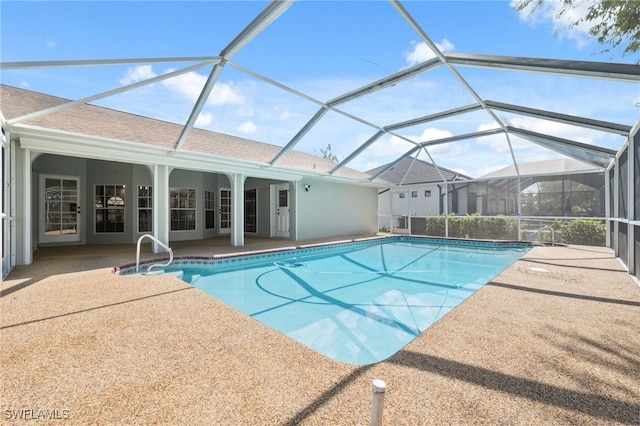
1;0;639;178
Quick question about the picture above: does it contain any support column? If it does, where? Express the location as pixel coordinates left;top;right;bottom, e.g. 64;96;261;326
230;173;245;247
628;128;637;275
153;164;170;253
22;148;32;264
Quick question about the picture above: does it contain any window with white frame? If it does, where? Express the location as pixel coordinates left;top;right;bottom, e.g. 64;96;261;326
399;193;405;199
411;191;418;198
95;184;125;233
204;190;215;229
138;186;152;233
170;187;196;231
424;190;431;197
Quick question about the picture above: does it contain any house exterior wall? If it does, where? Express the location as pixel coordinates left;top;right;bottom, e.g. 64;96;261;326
295;178;378;240
378;184;442;232
245;177;283;237
7;140;381;269
28;155;271;247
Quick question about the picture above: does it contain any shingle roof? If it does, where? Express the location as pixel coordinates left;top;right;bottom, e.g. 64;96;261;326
366;156;471;185
0;85;377;182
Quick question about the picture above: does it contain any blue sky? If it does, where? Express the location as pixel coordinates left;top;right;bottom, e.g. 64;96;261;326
1;1;639;178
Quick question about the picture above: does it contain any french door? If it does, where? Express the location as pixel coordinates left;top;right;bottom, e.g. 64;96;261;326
219;188;231;235
276;183;289;238
40;175;82;244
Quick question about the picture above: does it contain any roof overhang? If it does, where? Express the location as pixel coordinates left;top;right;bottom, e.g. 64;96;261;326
10;123;386;188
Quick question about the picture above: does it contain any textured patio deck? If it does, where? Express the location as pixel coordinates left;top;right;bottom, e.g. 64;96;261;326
1;236;639;425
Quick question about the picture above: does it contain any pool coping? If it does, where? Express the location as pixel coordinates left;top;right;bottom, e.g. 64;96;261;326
113;234;532;275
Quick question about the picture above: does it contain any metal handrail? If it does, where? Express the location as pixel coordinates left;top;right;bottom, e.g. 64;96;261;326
136;234;173;273
529;225;555;246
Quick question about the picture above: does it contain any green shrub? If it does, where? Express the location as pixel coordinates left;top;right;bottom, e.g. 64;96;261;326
425;213;518;240
558;219;605;246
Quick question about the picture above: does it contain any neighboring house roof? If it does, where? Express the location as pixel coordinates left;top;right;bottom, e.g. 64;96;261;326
366;156;471;185
478;157;602;179
0;85;380;184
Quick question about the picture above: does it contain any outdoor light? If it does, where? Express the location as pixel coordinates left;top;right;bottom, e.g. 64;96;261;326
304;184;311;192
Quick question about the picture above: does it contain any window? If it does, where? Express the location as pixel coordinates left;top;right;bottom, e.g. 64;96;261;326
219;189;232;230
411;191;418;198
245;189;257;233
205;190;215;229
95;184;125;233
170;188;196;231
424;190;431;197
399;193;405;199
138;186;152;233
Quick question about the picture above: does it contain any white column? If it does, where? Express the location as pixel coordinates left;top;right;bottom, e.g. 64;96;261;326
153;164;170;253
22;148;32;264
628;129;637;275
230;173;245;247
10;140;17;268
605;167;611;248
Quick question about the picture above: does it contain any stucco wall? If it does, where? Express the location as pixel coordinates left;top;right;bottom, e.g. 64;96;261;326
19;151;379;259
295;178;378;240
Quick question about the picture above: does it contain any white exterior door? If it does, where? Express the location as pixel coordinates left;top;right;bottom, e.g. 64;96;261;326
40;175;82;244
276;183;289;238
219;188;232;235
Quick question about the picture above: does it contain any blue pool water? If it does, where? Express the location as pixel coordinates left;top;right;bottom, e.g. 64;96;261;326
142;237;529;365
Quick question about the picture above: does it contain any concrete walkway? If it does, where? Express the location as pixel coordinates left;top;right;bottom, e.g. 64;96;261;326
1;238;639;425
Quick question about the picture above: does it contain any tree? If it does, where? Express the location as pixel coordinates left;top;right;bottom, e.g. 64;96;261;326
317;143;339;163
513;0;640;58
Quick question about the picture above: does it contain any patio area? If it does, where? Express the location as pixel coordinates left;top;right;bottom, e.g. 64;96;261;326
1;237;639;425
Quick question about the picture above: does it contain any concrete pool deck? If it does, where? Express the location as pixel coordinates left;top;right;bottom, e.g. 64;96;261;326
1;236;639;425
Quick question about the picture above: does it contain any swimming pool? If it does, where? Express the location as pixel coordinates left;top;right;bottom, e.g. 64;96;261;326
117;237;530;365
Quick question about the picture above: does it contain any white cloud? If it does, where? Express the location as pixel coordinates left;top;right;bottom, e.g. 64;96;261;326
279;110;291;121
20;81;30;88
405;39;454;66
358;127;458;171
162;70;246;106
196;112;213;127
476;122;522;153
419;127;454;143
368;135;416;157
119;65;157;86
46;39;57;48
210;82;246;106
162;70;206;102
237;121;257;134
506;116;595;143
511;0;596;49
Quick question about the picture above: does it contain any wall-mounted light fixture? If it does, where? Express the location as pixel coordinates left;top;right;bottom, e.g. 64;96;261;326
304;184;311;192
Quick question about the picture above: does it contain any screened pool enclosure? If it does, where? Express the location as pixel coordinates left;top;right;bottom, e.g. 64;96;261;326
1;0;638;281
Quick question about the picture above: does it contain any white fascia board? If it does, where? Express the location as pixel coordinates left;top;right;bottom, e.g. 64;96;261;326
11;124;385;187
13;124;302;181
13;124;387;188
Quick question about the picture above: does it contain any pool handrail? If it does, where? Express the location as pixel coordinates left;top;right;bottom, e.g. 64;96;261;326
136;234;173;273
529;225;555;246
